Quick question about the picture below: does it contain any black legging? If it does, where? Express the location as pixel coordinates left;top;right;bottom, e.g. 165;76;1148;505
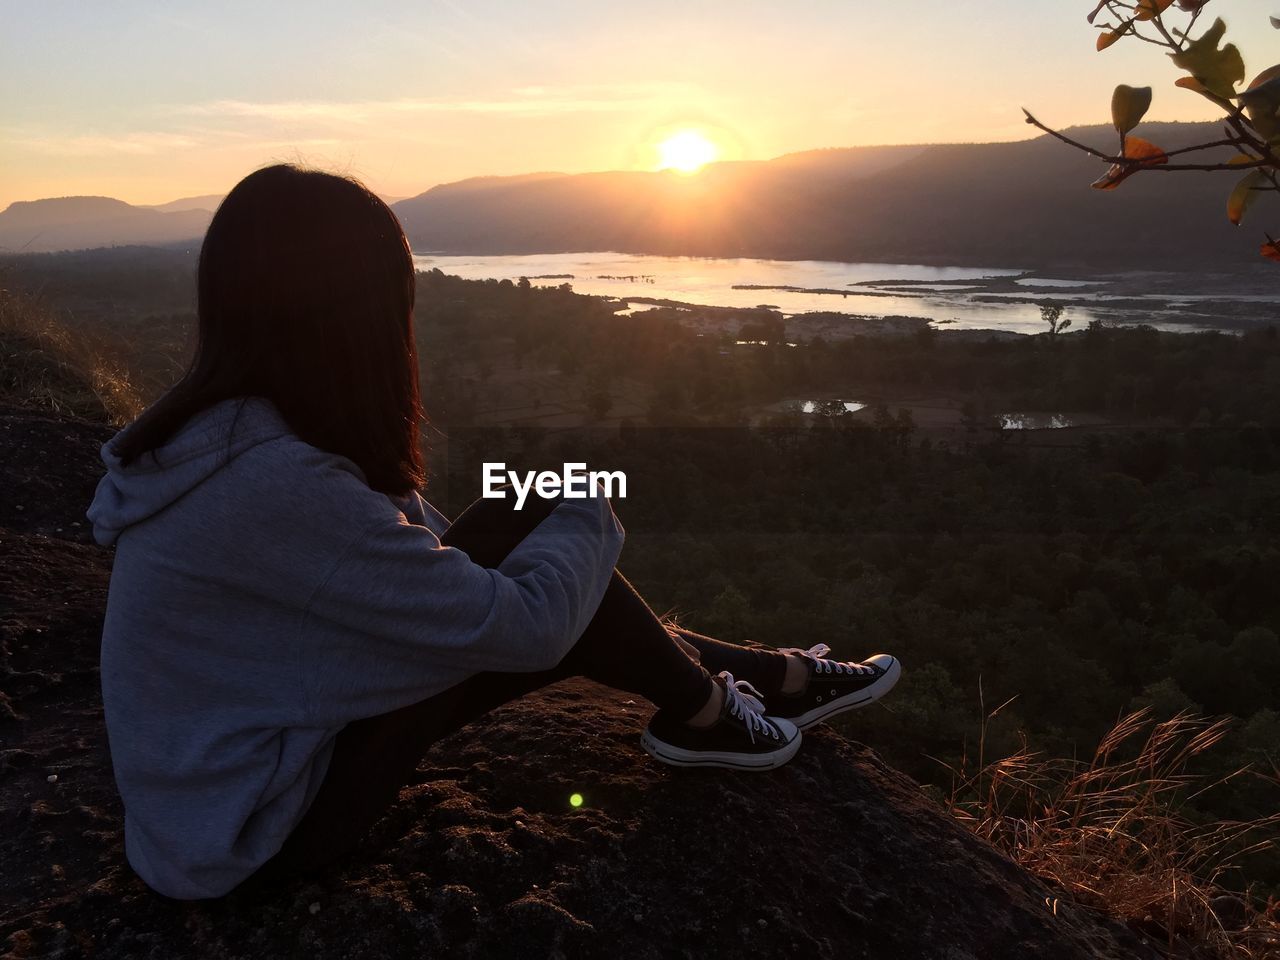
244;492;791;886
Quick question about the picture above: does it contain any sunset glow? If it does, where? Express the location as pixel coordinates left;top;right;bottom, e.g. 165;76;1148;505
3;1;1279;207
655;130;719;174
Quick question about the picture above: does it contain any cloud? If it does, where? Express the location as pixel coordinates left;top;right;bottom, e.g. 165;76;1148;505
4;80;709;162
5;131;203;157
2;125;344;159
178;84;698;124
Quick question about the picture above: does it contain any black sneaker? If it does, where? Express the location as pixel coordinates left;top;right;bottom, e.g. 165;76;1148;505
767;644;901;731
640;672;801;770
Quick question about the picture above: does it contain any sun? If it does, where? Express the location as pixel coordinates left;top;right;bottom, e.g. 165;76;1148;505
656;130;719;174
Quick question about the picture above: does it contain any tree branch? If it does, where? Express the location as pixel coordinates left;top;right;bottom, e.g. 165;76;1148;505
1161;139;1248;160
1021;110;1113;161
1020;110;1273;173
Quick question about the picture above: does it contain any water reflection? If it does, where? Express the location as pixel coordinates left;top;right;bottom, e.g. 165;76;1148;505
410;251;1262;336
798;400;866;414
1000;413;1074;430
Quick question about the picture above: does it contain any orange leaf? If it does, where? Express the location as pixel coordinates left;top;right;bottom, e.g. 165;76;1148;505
1135;0;1175;20
1174;74;1236;108
1262;239;1280;263
1097;29;1124;51
1124;137;1169;162
1091;137;1169;190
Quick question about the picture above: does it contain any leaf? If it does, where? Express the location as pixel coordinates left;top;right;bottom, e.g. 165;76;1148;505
1228;153;1259;165
1175;0;1211;8
1240;77;1280;107
1173;74;1238;110
1097;28;1124;51
1087;0;1109;23
1135;0;1175;20
1240;69;1280;108
1111;85;1153;134
1239;68;1280;140
1262;238;1280;262
1126;137;1169;163
1091;137;1170;190
1228;170;1267;225
1248;64;1280;90
1169;18;1246;98
1272;15;1280;28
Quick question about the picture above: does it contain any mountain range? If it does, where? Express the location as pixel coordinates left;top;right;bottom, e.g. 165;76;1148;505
0;124;1262;269
0;196;212;255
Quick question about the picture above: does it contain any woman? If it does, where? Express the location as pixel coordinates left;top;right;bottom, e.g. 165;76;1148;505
86;164;901;901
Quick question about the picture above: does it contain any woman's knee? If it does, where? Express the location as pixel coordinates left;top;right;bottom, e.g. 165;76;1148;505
440;485;556;553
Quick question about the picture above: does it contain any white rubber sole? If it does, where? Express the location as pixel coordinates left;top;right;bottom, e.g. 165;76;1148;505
639;724;803;771
785;655;902;731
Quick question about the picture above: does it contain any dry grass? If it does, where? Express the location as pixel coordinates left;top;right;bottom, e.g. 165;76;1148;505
937;696;1280;959
0;281;143;425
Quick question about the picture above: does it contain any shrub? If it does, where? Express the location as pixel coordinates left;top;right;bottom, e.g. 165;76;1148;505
0;283;142;424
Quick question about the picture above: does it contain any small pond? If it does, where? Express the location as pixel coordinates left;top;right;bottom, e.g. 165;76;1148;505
1000;413;1075;430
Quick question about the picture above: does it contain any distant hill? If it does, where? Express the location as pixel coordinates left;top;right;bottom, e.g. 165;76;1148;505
0;197;211;254
3;127;1262;267
1;190;389;255
393;123;1258;270
143;194;224;214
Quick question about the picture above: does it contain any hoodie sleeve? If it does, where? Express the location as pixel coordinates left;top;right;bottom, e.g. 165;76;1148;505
298;483;624;722
387;490;452;538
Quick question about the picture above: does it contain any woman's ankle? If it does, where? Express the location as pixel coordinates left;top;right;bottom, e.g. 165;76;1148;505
779;654;809;696
684;676;724;728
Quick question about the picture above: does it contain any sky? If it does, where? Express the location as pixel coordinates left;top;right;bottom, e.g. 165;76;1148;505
2;0;1277;208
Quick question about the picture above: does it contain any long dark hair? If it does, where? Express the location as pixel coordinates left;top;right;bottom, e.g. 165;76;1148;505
113;163;425;495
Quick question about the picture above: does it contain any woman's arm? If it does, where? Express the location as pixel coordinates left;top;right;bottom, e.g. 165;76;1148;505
298;485;624;722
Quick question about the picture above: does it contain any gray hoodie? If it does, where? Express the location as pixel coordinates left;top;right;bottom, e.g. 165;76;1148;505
86;395;624;899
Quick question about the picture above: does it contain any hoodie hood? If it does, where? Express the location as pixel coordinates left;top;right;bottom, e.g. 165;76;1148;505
87;396;294;546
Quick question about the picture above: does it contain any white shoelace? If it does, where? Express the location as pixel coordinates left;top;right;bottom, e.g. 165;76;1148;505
717;671;775;743
778;642;875;677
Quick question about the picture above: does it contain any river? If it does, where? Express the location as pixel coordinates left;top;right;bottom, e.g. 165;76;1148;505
411;251;1275;336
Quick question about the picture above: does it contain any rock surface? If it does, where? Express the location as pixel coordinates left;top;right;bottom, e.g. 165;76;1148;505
0;408;1156;959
